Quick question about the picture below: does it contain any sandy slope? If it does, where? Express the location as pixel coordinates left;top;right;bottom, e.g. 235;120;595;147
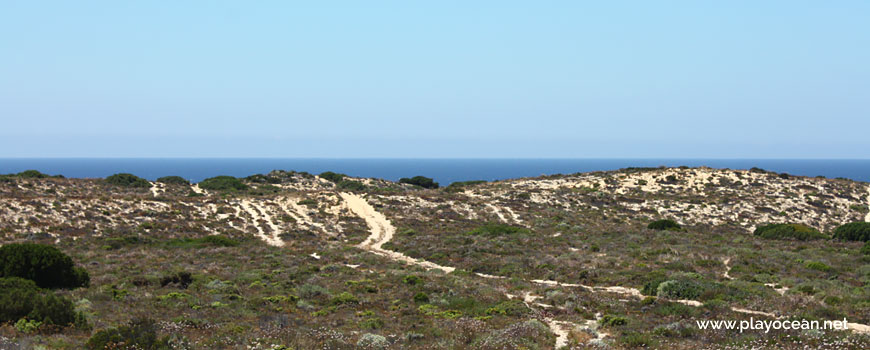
239;199;284;247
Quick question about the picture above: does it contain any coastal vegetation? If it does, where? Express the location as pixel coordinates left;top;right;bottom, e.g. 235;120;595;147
105;173;151;188
0;166;868;349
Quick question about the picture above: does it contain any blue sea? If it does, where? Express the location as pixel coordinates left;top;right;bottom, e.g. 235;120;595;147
0;159;868;185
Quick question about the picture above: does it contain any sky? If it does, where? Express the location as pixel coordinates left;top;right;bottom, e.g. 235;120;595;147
1;1;869;158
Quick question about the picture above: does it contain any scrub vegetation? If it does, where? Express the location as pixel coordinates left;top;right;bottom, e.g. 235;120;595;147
0;166;869;349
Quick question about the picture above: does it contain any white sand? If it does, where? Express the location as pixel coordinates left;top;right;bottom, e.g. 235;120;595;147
239;199;284;247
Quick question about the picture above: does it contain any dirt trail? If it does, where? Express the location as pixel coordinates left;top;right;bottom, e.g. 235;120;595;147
239;199;284;247
340;193;454;273
340;193;870;346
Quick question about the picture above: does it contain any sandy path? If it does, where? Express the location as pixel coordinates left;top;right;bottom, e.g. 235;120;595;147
239;199;284;247
340;192;870;345
340;193;454;273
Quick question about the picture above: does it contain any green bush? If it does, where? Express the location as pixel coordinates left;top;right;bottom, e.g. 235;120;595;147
467;223;529;237
412;292;429;303
337;180;366;191
657;279;704;300
640;271;669;296
832;222;870;242
399;176;439;189
862;242;870;255
445;180;486;192
16;170;50;178
0;243;89;289
753;223;826;241
198;176;247;191
156;176;189;185
647;219;681;231
105;173;151;188
86;318;170;350
0;277;78;327
319;171;346;183
599;314;628;327
805;261;832;272
485;300;530;316
402;275;422;285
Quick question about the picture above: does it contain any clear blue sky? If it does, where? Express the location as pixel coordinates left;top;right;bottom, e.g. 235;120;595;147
2;1;868;158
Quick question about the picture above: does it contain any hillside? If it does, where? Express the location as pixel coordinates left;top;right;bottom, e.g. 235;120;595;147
1;167;869;349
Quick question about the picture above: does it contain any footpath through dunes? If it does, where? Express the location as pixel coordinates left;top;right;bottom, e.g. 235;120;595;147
337;192;870;348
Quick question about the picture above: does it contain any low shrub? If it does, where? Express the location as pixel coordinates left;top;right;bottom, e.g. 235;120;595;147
640;271;669;296
657;279;704;300
805;261;832;272
399;176;439;189
0;243;89;289
16;170;50;178
198;176;247;191
105;173;151;188
598;314;628;327
356;333;388;349
647;219;681;231
0;277;78;327
467;223;529;237
159;271;193;289
445;180;486;192
485;300;530;316
753;223;826;241
862;242;870;255
319;171;346;183
86;318;170;350
402;275;422;285
832;222;870;242
413;292;429;303
337;180;366;191
155;176;189;185
331;292;359;305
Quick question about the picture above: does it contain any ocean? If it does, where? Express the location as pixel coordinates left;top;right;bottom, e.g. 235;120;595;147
0;158;868;185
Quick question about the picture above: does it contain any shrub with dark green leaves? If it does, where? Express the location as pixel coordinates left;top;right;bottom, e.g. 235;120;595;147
156;176;189;185
753;223;826;241
319;171;346;183
16;170;50;178
199;176;247;191
445;180;487;192
337;180;366;191
647;219;681;231
832;222;870;242
862;242;870;255
0;243;89;289
86;318;170;350
399;176;439;189
105;173;151;188
657;279;704;300
0;277;78;327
